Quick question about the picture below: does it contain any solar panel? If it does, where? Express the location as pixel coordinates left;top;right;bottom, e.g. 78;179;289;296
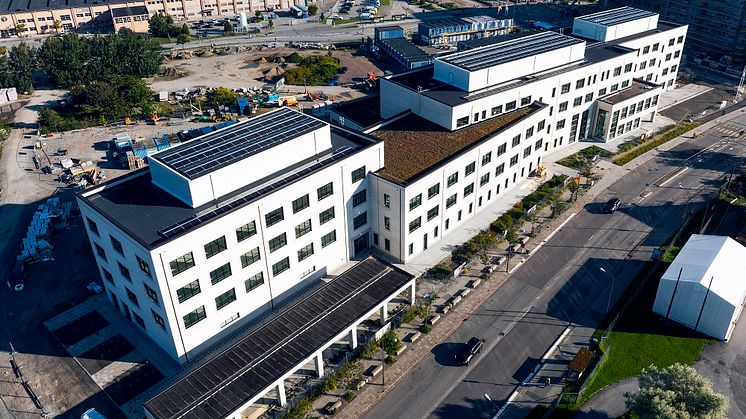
145;258;414;419
577;7;656;26
153;108;327;180
440;32;584;71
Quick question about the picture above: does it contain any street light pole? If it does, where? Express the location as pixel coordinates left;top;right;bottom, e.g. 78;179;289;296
484;393;498;411
599;267;615;314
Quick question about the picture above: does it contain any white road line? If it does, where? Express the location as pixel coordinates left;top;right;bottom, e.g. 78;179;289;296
657;166;689;187
543;212;577;243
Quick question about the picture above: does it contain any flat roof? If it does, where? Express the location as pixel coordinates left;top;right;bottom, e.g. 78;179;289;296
332;96;382;129
144;257;415;419
599;79;661;105
111;5;147;17
1;0;131;13
375;25;404;32
380;38;433;64
418;17;469;30
80;127;377;249
439;31;584;72
457;30;538;51
577;6;657;26
373;104;542;185
151;108;326;181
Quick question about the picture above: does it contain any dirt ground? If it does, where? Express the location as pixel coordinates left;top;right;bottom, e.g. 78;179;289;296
149;47;383;95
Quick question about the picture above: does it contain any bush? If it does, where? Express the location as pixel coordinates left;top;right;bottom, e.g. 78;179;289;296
287;52;303;63
385;355;396;365
380;330;402;356
284;55;341;85
282;398;313;419
342;390;356;402
426;263;453;280
419;324;432;334
361;339;379;359
614;123;698;166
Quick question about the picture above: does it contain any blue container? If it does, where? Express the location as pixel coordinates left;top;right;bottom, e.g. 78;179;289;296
155;135;171;151
199;126;215;135
132;141;148;159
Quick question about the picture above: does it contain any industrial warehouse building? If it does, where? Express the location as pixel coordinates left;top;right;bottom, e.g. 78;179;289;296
76;7;690;418
653;235;746;341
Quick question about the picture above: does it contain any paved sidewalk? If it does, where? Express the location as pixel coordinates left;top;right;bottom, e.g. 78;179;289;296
574;378;638;418
657;83;713;112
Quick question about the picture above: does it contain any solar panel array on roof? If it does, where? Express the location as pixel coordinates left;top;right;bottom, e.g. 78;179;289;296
577;7;657;26
145;258;414;419
440;31;584;72
380;38;433;64
418;17;468;30
152;108;326;180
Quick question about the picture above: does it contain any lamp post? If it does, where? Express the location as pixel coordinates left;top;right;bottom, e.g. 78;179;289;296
484;393;498;411
599;267;615;314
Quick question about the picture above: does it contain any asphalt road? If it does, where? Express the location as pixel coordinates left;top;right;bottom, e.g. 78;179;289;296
363;114;746;419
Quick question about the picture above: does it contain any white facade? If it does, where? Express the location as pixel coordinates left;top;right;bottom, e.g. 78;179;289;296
653;235;746;341
572;7;659;42
78;111;384;363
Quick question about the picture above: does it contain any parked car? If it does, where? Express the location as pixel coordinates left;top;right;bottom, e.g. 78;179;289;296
603;197;622;213
455;337;483;365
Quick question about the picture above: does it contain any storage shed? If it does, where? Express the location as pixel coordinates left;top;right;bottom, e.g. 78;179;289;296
652;234;746;341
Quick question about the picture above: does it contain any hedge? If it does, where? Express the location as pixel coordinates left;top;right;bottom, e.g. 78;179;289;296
613;123;698;166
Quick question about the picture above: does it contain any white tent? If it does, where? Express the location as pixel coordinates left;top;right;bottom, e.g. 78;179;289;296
653;234;746;341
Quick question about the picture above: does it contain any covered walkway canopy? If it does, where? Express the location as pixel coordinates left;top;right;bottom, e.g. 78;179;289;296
144;257;415;419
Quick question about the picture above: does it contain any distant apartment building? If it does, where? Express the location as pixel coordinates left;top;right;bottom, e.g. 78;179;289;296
418;15;515;46
610;0;746;64
0;0;302;37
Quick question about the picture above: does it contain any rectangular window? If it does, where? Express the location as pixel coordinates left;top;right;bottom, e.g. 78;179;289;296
640;61;647;70
497;143;507;156
561;83;570;94
209;263;232;285
556;119;566;129
573;97;582;107
446;194;457;208
649;58;656;66
383;194;391;208
240;247;261;268
110;236;123;254
456;116;469;128
598;88;607;96
183;306;207;329
297;243;314;261
268;233;287;253
677;36;683;44
321;230;337;247
152;310;166;328
537;120;545;131
236;221;257;242
177;280;201;303
510;155;519;167
135;256;151;277
118;262;131;281
480;173;490;186
668;38;674;47
265;207;284;227
126;288;139;306
613;66;621;76
505;100;517;111
215;288;237;310
384;239;391;251
447;172;459;187
621;80;630;87
559;101;568;112
204;236;227;259
408;244;414;255
495;163;505;176
652;42;659;51
319;207;335;224
102;268;113;283
384;216;391;230
409;194;422;210
144;283;158;304
535;138;543;151
133;314;145;329
674;50;680;58
525;127;534;138
465;162;476;176
317;182;334;200
351;166;366;183
491;105;502;116
463;183;474;197
409;217;421;233
353;212;367;229
523;146;531;158
87;217;99;235
643;45;650;54
575;79;584;89
352;190;367;207
511;135;521;147
624;63;633;73
427;205;439;221
295;219;312;238
482;152;492;166
292;194;310;213
520;96;532;106
272;257;290;276
585;93;594;103
428;183;440;199
671;65;677;72
611;83;619;92
245;272;264;292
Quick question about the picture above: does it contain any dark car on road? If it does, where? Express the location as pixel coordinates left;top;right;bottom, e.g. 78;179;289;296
603;197;621;213
455;337;483;365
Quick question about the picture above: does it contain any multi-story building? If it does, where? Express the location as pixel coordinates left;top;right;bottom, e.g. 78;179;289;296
77;108;383;363
611;0;746;65
418;15;515;46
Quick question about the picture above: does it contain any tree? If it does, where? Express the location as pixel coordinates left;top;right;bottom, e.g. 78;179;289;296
149;12;175;38
625;364;728;419
308;4;318;15
268;18;274;30
176;33;191;45
223;20;234;34
52;19;62;34
8;43;35;93
208;87;239;108
567;179;580;202
15;23;25;37
504;229;520;273
180;23;190;35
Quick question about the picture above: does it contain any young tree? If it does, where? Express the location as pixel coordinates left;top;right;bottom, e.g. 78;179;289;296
180;23;190;35
268;18;274;29
15;23;25;37
176;32;191;45
8;43;35;93
567;179;580;202
223;20;234;34
149;13;174;37
504;229;520;273
52;19;63;34
625;364;728;419
308;4;318;15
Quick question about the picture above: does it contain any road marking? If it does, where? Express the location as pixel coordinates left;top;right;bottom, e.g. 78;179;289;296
541;325;573;363
543;212;577;243
655;166;688;187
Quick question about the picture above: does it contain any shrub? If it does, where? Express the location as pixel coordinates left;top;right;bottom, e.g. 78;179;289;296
614;123;698;166
380;330;402;356
361;339;378;359
287;52;303;63
385;355;396;364
342;390;356;402
427;263;453;280
419;324;432;334
282;398;313;419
